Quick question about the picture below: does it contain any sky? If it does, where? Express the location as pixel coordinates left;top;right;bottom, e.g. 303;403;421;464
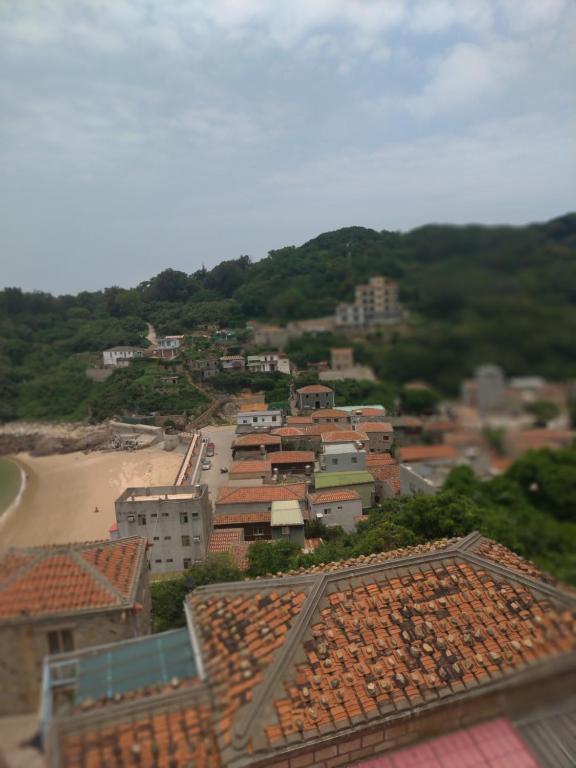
1;0;575;295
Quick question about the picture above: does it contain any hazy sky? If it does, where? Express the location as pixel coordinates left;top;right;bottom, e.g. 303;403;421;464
1;0;575;295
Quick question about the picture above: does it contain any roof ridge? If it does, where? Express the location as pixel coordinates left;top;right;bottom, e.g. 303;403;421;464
0;550;46;591
70;549;128;607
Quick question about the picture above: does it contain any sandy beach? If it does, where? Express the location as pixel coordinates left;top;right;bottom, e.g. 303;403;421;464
0;447;183;550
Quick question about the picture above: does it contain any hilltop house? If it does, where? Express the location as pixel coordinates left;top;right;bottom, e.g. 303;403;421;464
296;384;335;412
0;537;150;716
102;346;145;367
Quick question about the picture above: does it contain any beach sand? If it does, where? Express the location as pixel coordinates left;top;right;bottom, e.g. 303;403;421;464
0;447;183;550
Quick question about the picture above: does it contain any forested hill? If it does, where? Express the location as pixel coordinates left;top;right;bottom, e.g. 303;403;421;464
1;213;575;421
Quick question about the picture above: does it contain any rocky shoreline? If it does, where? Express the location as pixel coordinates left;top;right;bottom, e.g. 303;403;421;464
0;422;113;457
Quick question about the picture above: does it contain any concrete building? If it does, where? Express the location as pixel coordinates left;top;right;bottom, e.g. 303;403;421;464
321;442;366;472
310;408;350;425
313;469;375;508
308;489;363;532
0;537;150;716
220;355;246;370
399;463;438;496
115;485;211;574
296;384;335;412
335;276;402;329
330;347;354;370
188;357;219;379
361;421;394;452
270;500;305;545
45;533;576;768
236;409;282;433
476;364;507;414
102;346;145;367
246;353;291;375
214;483;307;518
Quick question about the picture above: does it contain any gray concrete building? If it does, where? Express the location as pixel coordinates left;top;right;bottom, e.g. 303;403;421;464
476;364;507;415
308;489;363;532
270;500;305;546
0;537;150;716
115;485;212;574
320;442;367;472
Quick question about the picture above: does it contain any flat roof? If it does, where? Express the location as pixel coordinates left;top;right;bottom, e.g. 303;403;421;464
271;500;304;527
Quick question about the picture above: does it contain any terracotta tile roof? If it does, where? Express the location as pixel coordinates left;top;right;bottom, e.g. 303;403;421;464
61;700;220;768
186;532;576;764
229;460;271;474
309;489;361;504
371;464;401;495
270;427;305;437
286;416;313;425
214;512;271;525
232;433;282;448
322;430;369;443
208;528;244;552
0;538;146;621
304;423;346;436
357;408;387;416
216;484;307;506
361;422;393;432
393;416;424;428
366;453;395;467
297;384;334;394
269;451;315;464
311;409;350;419
399;444;458;462
470;537;555;585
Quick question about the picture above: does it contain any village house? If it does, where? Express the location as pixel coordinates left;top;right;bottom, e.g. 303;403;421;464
45;533;576;768
269;450;316;476
388;415;424;444
503;428;575;460
220;354;246;371
188;357;219;379
313;469;375;508
270;427;307;450
371;462;401;501
335;275;402;329
246;353;291;375
231;432;282;459
308;488;363;532
310;408;350;425
270;500;305;546
114;485;212;574
321;428;369;447
361;420;394;452
296;384;335;412
236;409;283;434
207;528;250;571
155;335;185;360
0;537;150;716
228;459;272;482
330;347;354;370
398;444;460;496
214;483;307;518
102;346;145;367
320;441;367;472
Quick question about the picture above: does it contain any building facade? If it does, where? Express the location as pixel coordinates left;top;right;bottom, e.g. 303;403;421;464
335;276;402;329
236;410;282;433
115;485;212;574
308;489;363;532
321;442;367;472
102;346;145;367
296;384;335;412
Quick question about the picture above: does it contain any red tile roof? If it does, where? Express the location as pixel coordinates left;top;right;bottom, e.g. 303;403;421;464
399;444;458;462
214;512;271;525
309;489;361;504
270;427;305;437
370;463;401;494
361;421;393;432
356;408;388;416
216;484;307;506
229;460;271;474
0;538;147;620
353;718;539;768
208;528;244;552
311;409;350;419
269;450;315;464
366;453;394;467
232;433;282;447
297;384;334;394
286;416;313;425
322;430;369;443
304;423;346;436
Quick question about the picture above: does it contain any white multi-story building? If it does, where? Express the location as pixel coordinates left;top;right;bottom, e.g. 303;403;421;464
102;346;145;367
335;276;401;328
246;354;291;375
236;409;282;432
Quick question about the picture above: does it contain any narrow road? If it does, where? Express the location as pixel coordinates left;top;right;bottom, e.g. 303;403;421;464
146;322;158;346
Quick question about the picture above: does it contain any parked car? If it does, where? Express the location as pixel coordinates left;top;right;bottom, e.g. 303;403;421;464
201;460;212;470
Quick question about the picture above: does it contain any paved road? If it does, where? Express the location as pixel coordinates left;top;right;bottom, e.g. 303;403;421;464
197;425;236;507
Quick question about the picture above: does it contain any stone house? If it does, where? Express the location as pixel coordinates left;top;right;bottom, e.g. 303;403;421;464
269;450;315;476
0;537;150;716
231;433;282;459
296;384;335;412
115;485;212;575
46;532;576;768
361;421;394;452
229;460;272;482
220;355;246;370
308;489;363;532
188;357;219;379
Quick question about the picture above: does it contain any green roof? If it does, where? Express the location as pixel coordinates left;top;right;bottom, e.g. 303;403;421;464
314;470;375;489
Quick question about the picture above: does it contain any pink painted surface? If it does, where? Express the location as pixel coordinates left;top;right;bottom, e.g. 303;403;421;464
354;718;540;768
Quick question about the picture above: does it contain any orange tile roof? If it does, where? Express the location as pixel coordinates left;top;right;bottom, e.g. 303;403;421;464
399;444;458;462
366;452;394;467
322;430;369;443
286;416;313;425
208;528;244;552
232;433;282;447
269;450;315;464
304;423;346;436
356;408;387;416
297;384;334;394
425;420;458;432
270;427;305;437
311;409;350;419
361;421;393;432
370;463;401;494
216;484;307;506
229;460;271;474
186;532;576;763
0;538;147;621
309;489;361;504
215;512;271;525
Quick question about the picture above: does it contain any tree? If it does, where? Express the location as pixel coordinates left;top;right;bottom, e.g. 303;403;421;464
525;400;560;426
247;540;301;577
400;386;440;415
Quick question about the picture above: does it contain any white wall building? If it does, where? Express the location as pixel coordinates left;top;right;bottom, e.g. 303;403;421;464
102;346;145;367
236;409;282;432
308;489;363;533
321;442;366;472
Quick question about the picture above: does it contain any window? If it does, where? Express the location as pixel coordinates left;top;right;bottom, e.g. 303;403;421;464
164;536;171;540
153;536;160;541
272;416;277;422
137;514;146;526
253;416;258;423
281;526;290;537
183;558;192;569
48;629;74;655
192;512;199;519
155;559;162;563
253;527;264;537
167;558;174;563
182;535;191;547
151;513;158;518
162;512;169;518
323;508;330;514
351;456;358;464
180;512;188;524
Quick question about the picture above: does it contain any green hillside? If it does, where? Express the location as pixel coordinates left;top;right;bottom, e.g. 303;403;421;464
1;213;575;421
